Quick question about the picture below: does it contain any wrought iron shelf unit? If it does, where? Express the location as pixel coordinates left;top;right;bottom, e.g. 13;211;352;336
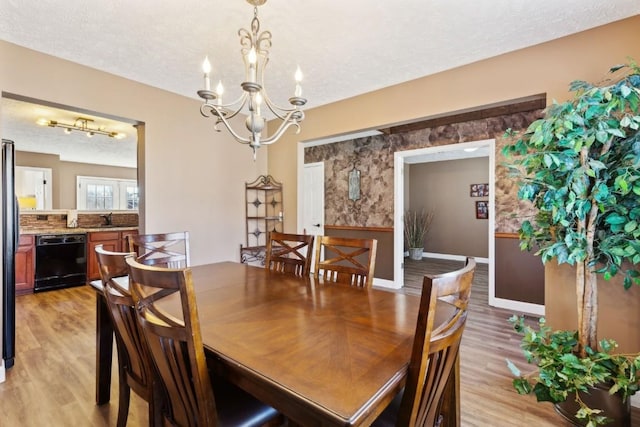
240;175;283;265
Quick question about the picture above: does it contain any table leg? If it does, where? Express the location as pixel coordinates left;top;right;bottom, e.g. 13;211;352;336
96;293;114;405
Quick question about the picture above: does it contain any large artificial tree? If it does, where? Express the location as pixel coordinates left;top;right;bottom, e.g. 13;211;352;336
503;62;640;355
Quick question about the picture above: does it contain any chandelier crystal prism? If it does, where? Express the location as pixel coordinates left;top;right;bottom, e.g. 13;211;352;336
197;0;306;159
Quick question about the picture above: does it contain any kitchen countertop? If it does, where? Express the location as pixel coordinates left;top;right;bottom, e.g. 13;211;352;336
20;226;138;235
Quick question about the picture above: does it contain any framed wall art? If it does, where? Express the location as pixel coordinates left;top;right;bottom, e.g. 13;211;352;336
470;183;489;197
475;201;489;219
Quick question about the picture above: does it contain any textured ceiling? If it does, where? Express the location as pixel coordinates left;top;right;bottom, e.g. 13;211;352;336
1;0;639;167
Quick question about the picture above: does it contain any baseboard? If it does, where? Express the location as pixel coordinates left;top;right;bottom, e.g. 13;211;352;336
0;360;5;383
420;252;489;264
489;296;545;317
373;278;399;289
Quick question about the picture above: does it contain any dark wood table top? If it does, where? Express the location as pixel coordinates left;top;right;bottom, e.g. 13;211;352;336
179;261;422;426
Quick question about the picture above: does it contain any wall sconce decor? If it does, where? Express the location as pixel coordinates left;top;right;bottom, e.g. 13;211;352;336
348;165;361;201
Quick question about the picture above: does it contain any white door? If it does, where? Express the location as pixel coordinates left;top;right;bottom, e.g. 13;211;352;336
15;167;52;210
301;162;324;237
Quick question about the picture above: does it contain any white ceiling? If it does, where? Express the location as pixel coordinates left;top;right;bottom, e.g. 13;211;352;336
1;0;639;167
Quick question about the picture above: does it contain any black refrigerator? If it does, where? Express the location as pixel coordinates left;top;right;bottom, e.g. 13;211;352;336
2;139;18;369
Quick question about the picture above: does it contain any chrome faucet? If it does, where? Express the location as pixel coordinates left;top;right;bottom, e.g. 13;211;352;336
100;212;113;226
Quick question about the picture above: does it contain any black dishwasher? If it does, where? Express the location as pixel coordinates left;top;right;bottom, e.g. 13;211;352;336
35;234;87;292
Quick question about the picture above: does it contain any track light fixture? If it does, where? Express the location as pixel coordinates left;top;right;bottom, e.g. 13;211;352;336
36;117;126;139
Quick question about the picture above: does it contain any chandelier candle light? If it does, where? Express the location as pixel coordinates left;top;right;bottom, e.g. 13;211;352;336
197;0;306;159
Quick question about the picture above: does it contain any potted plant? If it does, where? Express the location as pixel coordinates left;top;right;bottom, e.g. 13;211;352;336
502;61;640;426
404;209;434;260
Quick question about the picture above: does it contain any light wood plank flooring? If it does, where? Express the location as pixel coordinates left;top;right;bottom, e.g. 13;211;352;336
0;265;637;426
402;257;639;426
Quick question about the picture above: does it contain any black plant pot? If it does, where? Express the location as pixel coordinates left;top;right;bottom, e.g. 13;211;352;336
554;383;631;427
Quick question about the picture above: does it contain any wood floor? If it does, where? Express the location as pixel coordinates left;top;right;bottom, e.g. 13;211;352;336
402;257;639;426
0;263;637;426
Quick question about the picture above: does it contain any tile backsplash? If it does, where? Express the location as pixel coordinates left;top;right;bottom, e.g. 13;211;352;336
20;212;138;231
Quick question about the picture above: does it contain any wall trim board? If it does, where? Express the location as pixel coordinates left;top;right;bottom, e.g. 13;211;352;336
495;232;519;239
382;93;546;135
420;251;489;264
372;278;398;289
490;297;545;317
324;224;393;232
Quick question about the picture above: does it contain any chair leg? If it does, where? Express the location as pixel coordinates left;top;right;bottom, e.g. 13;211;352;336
116;375;131;427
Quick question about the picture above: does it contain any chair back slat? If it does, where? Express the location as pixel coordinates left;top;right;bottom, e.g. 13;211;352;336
128;231;190;268
398;257;476;427
314;236;377;288
126;257;217;427
95;245;157;426
265;232;315;277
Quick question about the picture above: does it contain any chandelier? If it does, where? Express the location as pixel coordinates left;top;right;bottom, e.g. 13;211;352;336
197;0;306;159
37;117;126;139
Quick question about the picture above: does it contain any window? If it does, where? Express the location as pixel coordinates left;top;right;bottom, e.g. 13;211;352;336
77;176;138;211
126;185;139;210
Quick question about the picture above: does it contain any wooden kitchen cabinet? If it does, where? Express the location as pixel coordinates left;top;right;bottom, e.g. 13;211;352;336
87;231;123;281
15;235;35;295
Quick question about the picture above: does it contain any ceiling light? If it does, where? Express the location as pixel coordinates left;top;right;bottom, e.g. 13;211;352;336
463;147;479;152
36;117;126;139
197;0;306;159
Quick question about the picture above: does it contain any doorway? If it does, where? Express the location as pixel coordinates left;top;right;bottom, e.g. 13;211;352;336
394;139;495;302
1;93;140;211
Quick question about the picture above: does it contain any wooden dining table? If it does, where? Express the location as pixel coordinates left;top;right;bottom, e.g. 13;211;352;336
92;261;457;426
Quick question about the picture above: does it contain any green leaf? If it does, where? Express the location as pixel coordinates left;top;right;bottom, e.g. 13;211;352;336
513;378;533;395
621;116;632;127
607;128;625;138
625;221;638;233
605;214;626;225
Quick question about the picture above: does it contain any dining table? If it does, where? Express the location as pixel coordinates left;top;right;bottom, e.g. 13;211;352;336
91;261;458;426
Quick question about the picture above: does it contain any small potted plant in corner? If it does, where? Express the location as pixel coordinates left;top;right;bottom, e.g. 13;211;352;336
404;209;434;261
502;61;640;427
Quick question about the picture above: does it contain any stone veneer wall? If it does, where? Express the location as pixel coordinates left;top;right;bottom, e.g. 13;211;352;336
304;110;543;233
20;212;139;231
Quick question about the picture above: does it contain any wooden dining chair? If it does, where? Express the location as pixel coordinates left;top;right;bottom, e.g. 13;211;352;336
125;256;281;427
264;231;315;277
94;245;162;427
313;235;378;288
372;257;476;427
127;231;190;268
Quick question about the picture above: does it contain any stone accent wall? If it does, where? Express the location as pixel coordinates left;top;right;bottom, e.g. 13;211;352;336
305;110;542;233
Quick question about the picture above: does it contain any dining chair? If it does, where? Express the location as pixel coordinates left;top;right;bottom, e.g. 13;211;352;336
127;231;190;268
125;256;282;427
94;245;162;427
264;231;315;277
372;257;476;427
313;235;378;288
